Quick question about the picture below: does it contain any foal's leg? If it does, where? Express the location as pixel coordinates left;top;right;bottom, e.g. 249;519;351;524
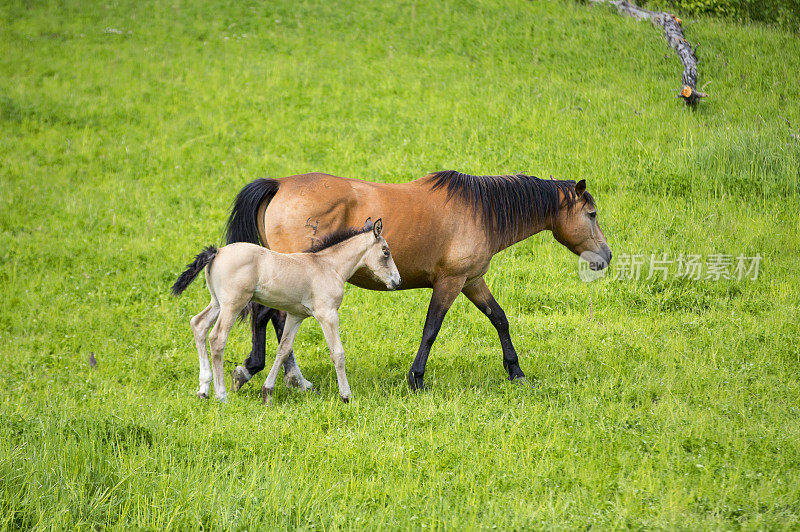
316;309;351;403
190;299;220;399
232;303;272;390
232;306;310;391
207;306;241;402
262;313;304;403
275;310;314;391
408;276;466;391
462;278;526;381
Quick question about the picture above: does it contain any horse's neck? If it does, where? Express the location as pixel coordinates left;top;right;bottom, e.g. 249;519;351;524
316;235;368;281
495;219;551;253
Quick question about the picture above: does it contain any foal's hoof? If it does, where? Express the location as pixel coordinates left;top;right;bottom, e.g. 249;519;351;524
407;370;426;392
231;366;252;392
196;391;209;400
262;387;273;405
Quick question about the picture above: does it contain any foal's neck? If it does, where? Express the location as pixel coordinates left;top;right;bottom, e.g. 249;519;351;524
315;234;370;281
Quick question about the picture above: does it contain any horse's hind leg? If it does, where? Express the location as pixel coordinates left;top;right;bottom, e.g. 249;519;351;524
279;310;313;391
271;311;313;391
262;313;304;404
232;303;270;390
232;306;311;391
190;299;220;399
462;278;526;381
208;305;241;402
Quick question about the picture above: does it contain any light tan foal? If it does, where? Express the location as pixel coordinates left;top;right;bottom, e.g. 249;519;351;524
172;218;400;403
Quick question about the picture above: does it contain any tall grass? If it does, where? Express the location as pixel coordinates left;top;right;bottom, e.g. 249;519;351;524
1;0;799;528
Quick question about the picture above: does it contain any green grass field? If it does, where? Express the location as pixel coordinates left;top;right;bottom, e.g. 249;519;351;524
2;0;800;528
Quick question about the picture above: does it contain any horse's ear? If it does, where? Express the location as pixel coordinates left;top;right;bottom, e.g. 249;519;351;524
575;179;586;197
363;217;373;231
373;218;383;238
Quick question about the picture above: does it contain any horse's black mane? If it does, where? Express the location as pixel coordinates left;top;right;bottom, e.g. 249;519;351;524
427;170;594;247
305;227;370;253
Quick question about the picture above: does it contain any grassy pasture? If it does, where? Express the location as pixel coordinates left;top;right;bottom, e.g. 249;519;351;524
1;0;800;528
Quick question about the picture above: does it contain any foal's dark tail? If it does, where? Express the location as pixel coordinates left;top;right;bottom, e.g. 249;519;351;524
171;246;218;296
225;178;281;245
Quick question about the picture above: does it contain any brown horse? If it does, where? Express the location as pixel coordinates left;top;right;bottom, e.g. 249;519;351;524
226;171;612;391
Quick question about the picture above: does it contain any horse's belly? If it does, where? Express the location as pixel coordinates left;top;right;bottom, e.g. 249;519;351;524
348;269;431;290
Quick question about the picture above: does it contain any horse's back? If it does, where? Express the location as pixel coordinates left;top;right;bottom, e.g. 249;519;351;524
262;173;386;254
259;173;494;288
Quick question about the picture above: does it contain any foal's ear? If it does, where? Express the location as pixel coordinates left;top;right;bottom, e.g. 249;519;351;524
363;217;374;231
575;179;587;197
373;218;383;238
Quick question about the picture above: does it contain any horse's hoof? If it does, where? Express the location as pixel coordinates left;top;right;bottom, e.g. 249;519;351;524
407;370;426;392
510;374;537;388
506;363;526;381
216;394;227;403
285;374;315;392
196;391;209;400
284;372;311;390
231;366;251;392
340;395;350;403
262;387;273;405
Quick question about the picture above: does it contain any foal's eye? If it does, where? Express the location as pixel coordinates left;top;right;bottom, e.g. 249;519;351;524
383;250;390;257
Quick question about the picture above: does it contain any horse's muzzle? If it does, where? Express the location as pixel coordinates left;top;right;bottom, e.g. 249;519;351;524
585;246;612;271
590;245;612;270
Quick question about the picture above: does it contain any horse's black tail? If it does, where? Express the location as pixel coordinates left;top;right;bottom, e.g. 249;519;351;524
225;178;281;245
171;246;218;296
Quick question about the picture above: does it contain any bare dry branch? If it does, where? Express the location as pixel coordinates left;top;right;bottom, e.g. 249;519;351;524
591;0;708;105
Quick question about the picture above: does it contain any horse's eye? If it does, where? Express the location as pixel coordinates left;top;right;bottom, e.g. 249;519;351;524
588;212;597;219
384;250;390;257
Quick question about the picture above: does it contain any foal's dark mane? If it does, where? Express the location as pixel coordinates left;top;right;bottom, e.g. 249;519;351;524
305;227;371;253
427;170;594;247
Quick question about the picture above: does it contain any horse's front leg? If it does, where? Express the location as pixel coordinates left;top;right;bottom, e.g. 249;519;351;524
408;276;466;391
462;278;526;381
262;313;304;404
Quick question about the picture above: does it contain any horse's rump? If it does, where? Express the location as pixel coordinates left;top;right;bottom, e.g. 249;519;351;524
226;178;280;246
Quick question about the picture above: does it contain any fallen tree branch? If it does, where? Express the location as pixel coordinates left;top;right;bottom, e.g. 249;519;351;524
591;0;708;105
